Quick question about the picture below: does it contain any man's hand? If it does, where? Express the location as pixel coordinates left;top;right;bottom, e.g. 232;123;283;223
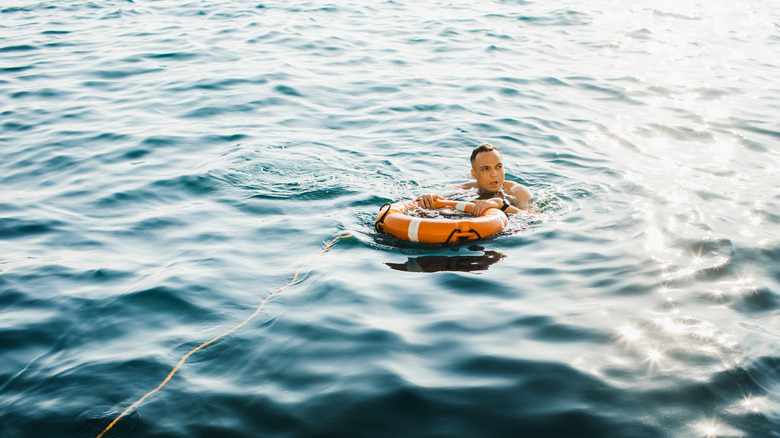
415;194;442;210
472;198;503;216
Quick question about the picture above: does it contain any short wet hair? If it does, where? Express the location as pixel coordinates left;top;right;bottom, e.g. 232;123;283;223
470;143;502;164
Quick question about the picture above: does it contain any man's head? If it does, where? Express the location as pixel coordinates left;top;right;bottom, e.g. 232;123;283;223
470;143;504;195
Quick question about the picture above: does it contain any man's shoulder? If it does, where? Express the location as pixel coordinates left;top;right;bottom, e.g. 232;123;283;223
503;180;525;191
505;181;531;209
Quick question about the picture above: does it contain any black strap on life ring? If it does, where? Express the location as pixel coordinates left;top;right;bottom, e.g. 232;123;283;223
444;228;482;244
375;202;392;232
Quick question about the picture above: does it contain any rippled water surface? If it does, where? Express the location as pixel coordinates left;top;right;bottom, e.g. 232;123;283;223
2;1;779;437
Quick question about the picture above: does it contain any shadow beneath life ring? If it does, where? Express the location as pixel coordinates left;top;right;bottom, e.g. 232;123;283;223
386;246;505;273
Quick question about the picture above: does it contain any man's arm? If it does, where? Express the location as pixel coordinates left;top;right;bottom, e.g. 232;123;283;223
415;183;475;209
416;181;531;214
414;193;442;209
471;182;531;216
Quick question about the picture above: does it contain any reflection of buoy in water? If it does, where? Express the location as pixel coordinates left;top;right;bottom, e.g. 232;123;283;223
386;249;505;272
375;199;508;244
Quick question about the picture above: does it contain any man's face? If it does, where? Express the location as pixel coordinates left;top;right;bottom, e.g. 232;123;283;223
471;150;504;194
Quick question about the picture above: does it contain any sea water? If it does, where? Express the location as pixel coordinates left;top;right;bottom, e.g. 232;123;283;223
1;1;779;437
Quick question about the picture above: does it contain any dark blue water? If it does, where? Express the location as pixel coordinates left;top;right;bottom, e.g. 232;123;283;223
2;1;779;437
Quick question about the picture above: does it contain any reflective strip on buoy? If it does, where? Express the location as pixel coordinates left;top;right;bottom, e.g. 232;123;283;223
408;217;422;242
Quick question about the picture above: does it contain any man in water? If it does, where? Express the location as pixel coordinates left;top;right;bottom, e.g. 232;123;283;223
416;143;531;215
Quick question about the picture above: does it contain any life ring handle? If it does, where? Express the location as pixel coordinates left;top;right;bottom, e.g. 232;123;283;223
375;202;393;232
444;227;482;244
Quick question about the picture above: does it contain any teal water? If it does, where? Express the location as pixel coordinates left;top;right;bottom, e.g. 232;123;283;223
2;1;779;437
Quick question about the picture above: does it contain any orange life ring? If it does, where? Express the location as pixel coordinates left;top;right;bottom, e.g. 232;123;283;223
376;199;508;244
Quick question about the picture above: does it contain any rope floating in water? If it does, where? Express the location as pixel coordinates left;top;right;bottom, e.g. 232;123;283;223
96;234;352;438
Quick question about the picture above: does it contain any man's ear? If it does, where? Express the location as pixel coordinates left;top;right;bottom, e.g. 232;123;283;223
470;168;476;179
